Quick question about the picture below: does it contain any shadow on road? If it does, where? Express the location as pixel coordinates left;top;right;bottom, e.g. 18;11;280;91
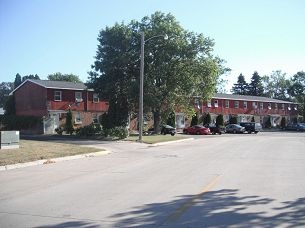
108;189;305;227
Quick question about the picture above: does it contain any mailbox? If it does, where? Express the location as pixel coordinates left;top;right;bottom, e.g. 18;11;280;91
0;131;20;149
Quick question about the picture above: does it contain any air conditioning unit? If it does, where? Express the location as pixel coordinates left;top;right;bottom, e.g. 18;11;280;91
75;98;83;103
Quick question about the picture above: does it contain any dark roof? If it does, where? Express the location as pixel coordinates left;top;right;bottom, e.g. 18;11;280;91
10;79;89;95
28;79;87;90
213;93;294;104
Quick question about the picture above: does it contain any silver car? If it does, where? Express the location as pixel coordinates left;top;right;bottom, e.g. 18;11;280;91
225;124;245;134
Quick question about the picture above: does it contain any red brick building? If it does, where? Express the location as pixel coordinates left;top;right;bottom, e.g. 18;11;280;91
188;93;299;127
10;79;109;134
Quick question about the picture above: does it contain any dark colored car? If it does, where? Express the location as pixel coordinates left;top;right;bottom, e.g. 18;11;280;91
161;125;176;136
285;123;305;132
239;122;262;134
205;124;224;135
225;124;245;134
183;125;211;135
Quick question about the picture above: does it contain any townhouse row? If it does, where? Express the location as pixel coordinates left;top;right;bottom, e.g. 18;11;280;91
9;80;298;133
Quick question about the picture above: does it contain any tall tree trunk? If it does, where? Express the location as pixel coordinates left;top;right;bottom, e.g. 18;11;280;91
153;110;161;134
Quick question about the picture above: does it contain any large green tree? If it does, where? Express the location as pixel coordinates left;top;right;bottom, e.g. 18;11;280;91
0;82;13;108
22;74;40;81
231;73;248;95
262;70;291;101
48;72;82;83
89;12;226;132
88;22;138;128
14;73;22;88
289;71;305;119
248;71;264;96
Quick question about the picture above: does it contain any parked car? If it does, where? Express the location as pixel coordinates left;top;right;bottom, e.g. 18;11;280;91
161;125;176;136
183;125;211;135
285;123;305;132
225;124;245;134
205;124;224;135
239;122;262;134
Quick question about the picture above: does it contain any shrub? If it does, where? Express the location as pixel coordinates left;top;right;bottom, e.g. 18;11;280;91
166;111;176;127
191;113;198;126
280;117;286;129
109;126;129;139
65;109;74;135
229;116;238;124
55;127;64;135
75;123;102;137
265;116;272;128
216;114;224;127
0;115;41;130
203;113;211;125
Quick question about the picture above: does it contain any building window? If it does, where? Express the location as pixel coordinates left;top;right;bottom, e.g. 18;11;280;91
252;102;257;109
275;103;278;110
75;112;82;124
92;113;99;123
260;103;264;109
214;100;218;108
234;101;239;108
225;100;229;108
294;105;298;111
207;100;211;107
243;101;247;109
282;104;285;110
75;92;83;102
288;105;291;111
268;103;272;109
54;91;62;101
93;93;99;103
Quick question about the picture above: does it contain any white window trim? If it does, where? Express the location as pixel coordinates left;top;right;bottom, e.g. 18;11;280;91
243;101;247;109
225;100;229;108
75;92;83;103
207;101;212;108
234;101;239;109
74;112;82;124
260;103;264;109
93;93;99;103
54;91;62;101
214;100;218;108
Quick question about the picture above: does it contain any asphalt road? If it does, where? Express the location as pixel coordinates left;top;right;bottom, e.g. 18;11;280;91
1;132;305;227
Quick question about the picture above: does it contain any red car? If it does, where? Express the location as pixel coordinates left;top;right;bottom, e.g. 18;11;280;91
183;125;211;135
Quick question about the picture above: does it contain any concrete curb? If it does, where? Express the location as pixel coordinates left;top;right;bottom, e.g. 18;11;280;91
0;150;111;171
149;137;194;146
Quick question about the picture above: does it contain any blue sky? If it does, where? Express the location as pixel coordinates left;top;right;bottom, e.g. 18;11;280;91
0;0;304;92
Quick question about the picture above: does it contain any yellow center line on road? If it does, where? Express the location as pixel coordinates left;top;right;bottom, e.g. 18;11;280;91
163;174;222;224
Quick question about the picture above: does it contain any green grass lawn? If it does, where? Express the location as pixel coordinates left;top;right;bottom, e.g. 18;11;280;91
0;140;101;166
0;134;188;166
126;134;187;144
